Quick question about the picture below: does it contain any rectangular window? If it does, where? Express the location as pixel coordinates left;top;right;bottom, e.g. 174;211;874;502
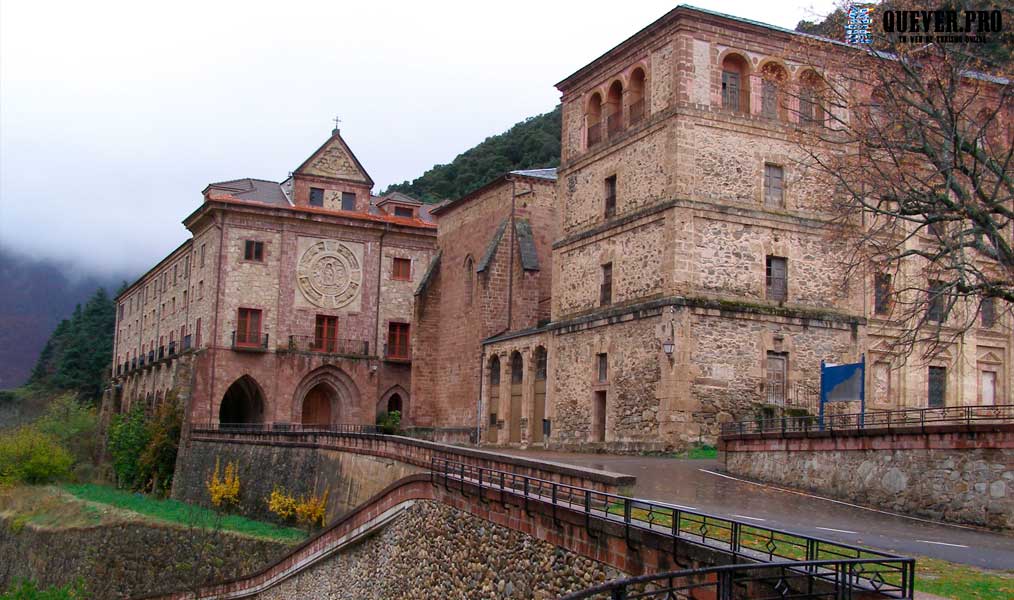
763;164;784;208
387;322;410;359
184;256;190;278
600;263;613;306
309;187;324;207
928;366;946;408
604;175;617;218
392;257;411;280
171;297;176;313
183;290;188;306
244;240;264;262
173;264;178;285
766;256;787;302
314;315;339;352
198;280;204;300
394;206;414;218
195;318;202;348
981;297;996;328
874;273;892;315
341;192;356;211
236;308;262;347
597;353;608;383
766;352;788;404
721;70;740;111
927;280;947;322
200;243;206;267
592;391;607;442
979;370;997;405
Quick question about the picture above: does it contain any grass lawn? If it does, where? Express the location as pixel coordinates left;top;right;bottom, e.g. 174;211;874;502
604;503;1013;599
59;483;305;543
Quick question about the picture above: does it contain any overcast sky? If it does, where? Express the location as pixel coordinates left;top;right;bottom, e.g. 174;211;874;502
0;0;838;278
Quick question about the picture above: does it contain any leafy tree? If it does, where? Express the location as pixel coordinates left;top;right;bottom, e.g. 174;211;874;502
0;427;74;485
385;106;561;202
34;394;99;467
137;398;183;495
106;403;151;489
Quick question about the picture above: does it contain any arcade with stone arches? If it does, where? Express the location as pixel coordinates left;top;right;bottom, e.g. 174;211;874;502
219;375;267;425
484;344;549;446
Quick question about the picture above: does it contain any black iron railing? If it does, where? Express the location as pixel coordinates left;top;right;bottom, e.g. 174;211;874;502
429;457;908;587
722;404;1014;438
130;358;137;371
231;331;269;351
182;334;192;351
587;122;602;146
139;355;146;367
168;341;176;356
560;558;914;599
629;98;645;125
287;335;369;356
149;350;156;363
209;422;380;435
158;346;165;360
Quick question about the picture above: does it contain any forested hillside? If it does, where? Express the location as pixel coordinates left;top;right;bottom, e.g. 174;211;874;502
384;106;561;202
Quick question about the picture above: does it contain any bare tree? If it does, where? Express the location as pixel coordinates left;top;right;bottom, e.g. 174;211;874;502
787;1;1013;359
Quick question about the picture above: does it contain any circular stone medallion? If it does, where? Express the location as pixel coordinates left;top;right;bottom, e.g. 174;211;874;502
297;241;363;308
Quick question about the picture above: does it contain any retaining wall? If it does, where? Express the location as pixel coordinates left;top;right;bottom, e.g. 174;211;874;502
721;424;1014;530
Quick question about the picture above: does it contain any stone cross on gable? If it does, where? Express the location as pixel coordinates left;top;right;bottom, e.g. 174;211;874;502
332;116;342;135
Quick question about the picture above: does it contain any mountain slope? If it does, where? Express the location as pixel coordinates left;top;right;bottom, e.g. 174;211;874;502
384;106;561;202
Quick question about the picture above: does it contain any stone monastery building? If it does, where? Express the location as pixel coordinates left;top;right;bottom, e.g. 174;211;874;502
111;5;1011;452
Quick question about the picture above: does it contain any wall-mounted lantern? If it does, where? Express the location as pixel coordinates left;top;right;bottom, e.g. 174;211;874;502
662;338;675;357
663;305;676;362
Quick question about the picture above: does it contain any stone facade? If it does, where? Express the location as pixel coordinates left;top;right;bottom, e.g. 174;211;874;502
252;500;624;600
111;130;436;430
722;425;1014;531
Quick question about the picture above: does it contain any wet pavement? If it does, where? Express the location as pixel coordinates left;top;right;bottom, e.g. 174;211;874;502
500;450;1014;570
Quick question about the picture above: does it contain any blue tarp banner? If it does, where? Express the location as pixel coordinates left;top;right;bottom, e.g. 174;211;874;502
819;356;865;429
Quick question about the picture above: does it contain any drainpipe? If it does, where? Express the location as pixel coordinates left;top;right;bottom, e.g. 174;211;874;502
374;228;388;422
209;212;226;426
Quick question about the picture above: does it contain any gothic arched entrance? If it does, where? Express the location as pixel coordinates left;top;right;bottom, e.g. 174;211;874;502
219;375;266;425
301;383;334;426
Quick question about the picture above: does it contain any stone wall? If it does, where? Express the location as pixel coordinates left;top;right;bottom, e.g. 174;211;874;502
253;500;625;599
722;425;1014;530
172;438;422;523
0;517;288;599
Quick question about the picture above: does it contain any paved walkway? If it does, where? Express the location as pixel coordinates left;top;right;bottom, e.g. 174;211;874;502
500;450;1014;571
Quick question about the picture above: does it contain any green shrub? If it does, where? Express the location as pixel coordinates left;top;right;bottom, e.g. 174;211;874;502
138;399;183;495
376;410;401;434
106;403;150;489
0;427;74;485
0;579;87;599
35;394;98;466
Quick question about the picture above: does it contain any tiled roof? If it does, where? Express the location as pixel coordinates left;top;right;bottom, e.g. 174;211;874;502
514;218;540;271
377;191;423;206
477;218;509;273
510;168;558;181
204;178;290;207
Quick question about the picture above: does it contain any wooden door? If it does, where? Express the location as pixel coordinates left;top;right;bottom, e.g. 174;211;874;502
302;386;332;426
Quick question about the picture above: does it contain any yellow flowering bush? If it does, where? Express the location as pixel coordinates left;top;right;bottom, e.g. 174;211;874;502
206;457;240;508
266;486;329;530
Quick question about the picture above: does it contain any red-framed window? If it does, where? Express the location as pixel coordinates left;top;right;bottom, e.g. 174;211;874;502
314;315;339;352
387;322;410;359
392;257;411;281
244;240;264;262
236;308;263;346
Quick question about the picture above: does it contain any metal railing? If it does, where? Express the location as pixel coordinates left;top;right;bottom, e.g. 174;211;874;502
722;404;1014;437
231;331;269;351
607;111;623;135
211;422;380;435
560;558;914;599
629;98;645;125
587;122;602;146
287;335;369;356
429;457;909;593
182;334;192;351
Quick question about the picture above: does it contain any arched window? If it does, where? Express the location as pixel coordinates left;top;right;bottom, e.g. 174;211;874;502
799;71;826;127
535;347;547;381
587;92;603;147
629;68;647;125
606;81;623;135
511;351;524;384
489;355;501;386
721;54;750;113
464;256;474;306
760;63;788;121
387;393;402;414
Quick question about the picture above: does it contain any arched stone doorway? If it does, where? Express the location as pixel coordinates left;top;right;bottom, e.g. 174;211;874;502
301;383;334;427
387;394;402;413
219;375;266;425
486;356;500;444
291;366;360;426
531;347;547;443
377;385;409;423
509;351;523;444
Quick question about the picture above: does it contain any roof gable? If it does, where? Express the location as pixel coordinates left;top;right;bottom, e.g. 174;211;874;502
294;131;374;186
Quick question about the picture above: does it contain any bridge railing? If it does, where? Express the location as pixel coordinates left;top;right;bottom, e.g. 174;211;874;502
721;404;1014;438
559;558;915;599
212;422;380;434
430;456;912;598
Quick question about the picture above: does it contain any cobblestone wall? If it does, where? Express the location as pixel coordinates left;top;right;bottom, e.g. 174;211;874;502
254;500;625;599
